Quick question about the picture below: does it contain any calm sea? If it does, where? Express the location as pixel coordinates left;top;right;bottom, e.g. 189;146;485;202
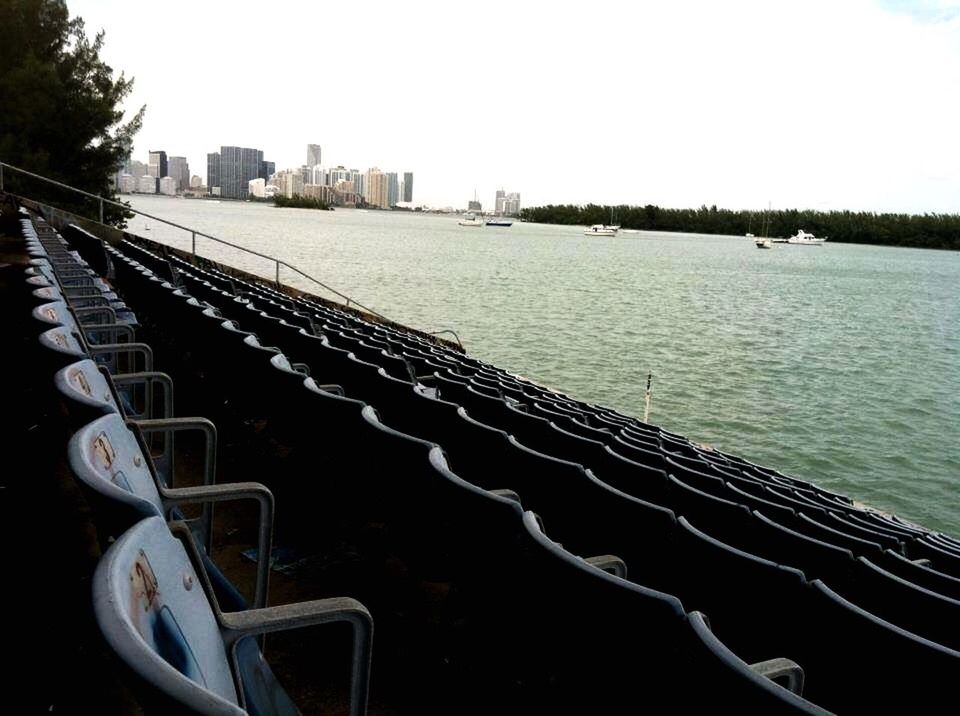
128;196;960;535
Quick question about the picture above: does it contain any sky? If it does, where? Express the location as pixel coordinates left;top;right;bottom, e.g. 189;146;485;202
69;0;960;213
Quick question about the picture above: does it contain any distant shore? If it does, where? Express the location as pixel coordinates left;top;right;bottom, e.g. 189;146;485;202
520;204;960;251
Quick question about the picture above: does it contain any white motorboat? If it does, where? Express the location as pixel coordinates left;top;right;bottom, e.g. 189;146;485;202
787;229;826;245
458;212;483;227
584;224;618;236
755;237;772;249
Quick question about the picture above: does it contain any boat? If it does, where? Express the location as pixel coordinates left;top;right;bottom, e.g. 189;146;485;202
787;229;826;245
584;224;618;236
754;205;772;248
485;219;513;227
584;207;619;236
458;212;483;227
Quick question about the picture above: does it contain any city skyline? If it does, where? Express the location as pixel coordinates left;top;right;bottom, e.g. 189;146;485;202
70;0;960;214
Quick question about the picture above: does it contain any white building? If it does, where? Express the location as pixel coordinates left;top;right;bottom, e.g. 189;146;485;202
138;175;157;193
495;189;522;216
248;178;266;198
190;175;203;189
159;176;177;196
119;174;137;194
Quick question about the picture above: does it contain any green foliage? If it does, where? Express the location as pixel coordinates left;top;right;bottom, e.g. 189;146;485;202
0;0;144;226
273;194;332;210
519;204;960;250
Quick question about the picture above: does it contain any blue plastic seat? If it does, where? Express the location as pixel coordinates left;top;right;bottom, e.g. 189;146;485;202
68;412;273;609
94;516;372;715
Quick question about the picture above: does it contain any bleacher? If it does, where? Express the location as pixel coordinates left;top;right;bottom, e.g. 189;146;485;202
7;204;960;713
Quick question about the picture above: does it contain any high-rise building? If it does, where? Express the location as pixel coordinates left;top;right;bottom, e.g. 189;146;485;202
159;176;178;196
219;146;262;199
365;168;389;209
495;189;521;216
207;153;220;194
259;160;275;181
306;144;322;168
303;184;336;205
327;166;350;186
190;175;203;189
148;150;168;178
311;166;326;186
403;172;413;202
167;156;190;192
386;173;399;207
272;169;305;198
300;166;312;186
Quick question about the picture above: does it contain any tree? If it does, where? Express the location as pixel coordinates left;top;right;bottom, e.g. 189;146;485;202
0;0;145;225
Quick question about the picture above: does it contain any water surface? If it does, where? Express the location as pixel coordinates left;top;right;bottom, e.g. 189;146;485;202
129;196;960;534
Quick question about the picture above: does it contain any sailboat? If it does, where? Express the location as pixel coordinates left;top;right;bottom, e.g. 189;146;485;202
459;190;484;227
584;206;619;236
755;205;772;248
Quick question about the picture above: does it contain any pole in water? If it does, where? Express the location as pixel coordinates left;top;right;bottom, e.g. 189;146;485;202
643;373;653;424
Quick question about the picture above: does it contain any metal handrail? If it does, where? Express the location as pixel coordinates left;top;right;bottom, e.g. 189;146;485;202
1;160;461;347
427;329;464;351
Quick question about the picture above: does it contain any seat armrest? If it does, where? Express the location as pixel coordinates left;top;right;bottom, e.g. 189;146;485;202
585;554;628;579
163;482;273;610
220;597;373;716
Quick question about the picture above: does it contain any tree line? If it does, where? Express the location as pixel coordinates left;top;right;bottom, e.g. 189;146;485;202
272;194;332;211
518;204;960;250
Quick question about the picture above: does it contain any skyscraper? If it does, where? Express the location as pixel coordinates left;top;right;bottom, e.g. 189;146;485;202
386;173;399;207
259;160;275;181
495;189;521;216
306;144;322;168
365;168;389;209
148;150;168;178
219;146;262;199
167;156;190;192
403;172;413;202
207;153;220;194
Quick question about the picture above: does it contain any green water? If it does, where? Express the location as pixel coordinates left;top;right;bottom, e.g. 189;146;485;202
129;197;960;535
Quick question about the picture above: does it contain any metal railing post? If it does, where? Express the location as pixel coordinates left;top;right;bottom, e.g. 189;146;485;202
1;162;4;192
99;196;104;224
275;259;280;286
191;230;196;257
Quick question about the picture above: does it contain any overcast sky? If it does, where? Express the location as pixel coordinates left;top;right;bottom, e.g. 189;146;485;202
70;0;960;213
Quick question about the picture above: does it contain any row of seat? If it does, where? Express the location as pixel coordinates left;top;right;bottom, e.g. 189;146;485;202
20;213;373;715
97;231;959;711
125;236;960;583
